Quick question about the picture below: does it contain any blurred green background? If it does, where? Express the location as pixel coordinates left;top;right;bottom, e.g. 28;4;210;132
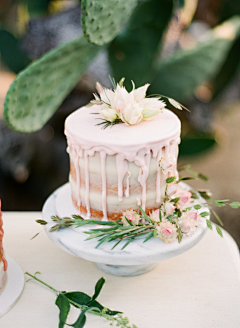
0;0;240;245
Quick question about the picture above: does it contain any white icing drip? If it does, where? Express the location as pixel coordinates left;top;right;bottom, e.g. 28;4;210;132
74;146;82;207
116;155;129;202
100;151;107;220
156;148;162;204
84;150;91;218
136;196;141;206
136;150;151;211
125;171;131;198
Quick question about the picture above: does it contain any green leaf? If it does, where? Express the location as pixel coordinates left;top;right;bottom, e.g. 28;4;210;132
81;0;137;46
193;205;201;210
170;197;180;203
149;17;240;102
214;200;228;207
55;294;70;328
125;216;134;226
191;191;199;200
0;29;30;74
22;0;51;16
179;177;197;181
212;34;240;99
88;278;105;305
4;35;100;133
212;209;223;226
229;202;240;208
159;209;162;222
166;176;176;184
70;312;87;328
200;212;209;217
198;173;209;182
139;206;151;223
206;219;213;230
64;292;91;306
143;231;154;243
111;239;122;250
179;135;216;156
108;0;174;90
36;219;48;225
153;228;158;238
216;225;223;238
198;191;212;200
121;238;134;250
65;292;121;316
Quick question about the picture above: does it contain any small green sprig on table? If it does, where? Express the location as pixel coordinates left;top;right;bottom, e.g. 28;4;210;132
25;272;137;328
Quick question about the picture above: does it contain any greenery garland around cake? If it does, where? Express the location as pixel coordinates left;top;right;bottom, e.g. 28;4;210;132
37;164;240;249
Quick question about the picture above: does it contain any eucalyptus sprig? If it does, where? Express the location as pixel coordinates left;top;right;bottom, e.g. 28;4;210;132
25;272;137;328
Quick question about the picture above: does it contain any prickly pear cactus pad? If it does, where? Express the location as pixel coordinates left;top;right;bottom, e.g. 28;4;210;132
4;36;100;133
108;0;174;90
81;0;137;46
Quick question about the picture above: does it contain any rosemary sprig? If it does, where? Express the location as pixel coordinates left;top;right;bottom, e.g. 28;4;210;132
96;117;123;129
25;272;137;328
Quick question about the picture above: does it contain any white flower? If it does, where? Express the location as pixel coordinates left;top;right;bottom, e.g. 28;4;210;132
122;102;143;125
175;188;192;211
179;210;202;237
121;209;140;226
166;183;178;197
92;81;166;126
158;156;173;174
156;221;178;243
131;83;150;102
164;201;175;216
100;108;118;122
149;209;162;222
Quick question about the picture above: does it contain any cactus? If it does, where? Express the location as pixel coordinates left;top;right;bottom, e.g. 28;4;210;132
4;35;100;133
81;0;137;46
108;0;174;90
0;29;30;73
149;17;240;102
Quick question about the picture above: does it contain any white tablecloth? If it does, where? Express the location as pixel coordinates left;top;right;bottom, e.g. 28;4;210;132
1;212;240;328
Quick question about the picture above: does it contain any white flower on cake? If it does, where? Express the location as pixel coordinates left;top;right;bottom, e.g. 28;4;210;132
156;221;178;243
91;80;166;126
121;209;141;226
158;156;173;175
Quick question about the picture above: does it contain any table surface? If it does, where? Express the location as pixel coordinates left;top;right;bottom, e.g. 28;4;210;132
1;212;240;328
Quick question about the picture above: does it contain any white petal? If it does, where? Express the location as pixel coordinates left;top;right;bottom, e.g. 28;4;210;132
168;98;182;110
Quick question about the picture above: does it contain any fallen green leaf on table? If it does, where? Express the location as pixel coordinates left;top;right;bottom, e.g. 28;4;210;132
25;272;137;328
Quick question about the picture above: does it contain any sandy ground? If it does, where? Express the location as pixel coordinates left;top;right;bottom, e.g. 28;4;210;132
180;103;240;247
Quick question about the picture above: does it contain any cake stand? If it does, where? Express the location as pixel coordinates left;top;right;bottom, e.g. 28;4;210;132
42;183;208;276
0;256;25;317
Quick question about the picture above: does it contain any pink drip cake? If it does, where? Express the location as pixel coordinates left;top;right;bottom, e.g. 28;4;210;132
65;105;181;221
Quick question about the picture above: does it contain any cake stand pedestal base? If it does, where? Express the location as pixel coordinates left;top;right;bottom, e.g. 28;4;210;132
42;183;208;277
94;262;157;276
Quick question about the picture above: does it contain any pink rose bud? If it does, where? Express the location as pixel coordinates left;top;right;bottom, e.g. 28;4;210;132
165;201;175;215
177;190;192;205
161;227;173;238
180;221;191;233
188;211;198;221
167;184;178;196
126;214;135;222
